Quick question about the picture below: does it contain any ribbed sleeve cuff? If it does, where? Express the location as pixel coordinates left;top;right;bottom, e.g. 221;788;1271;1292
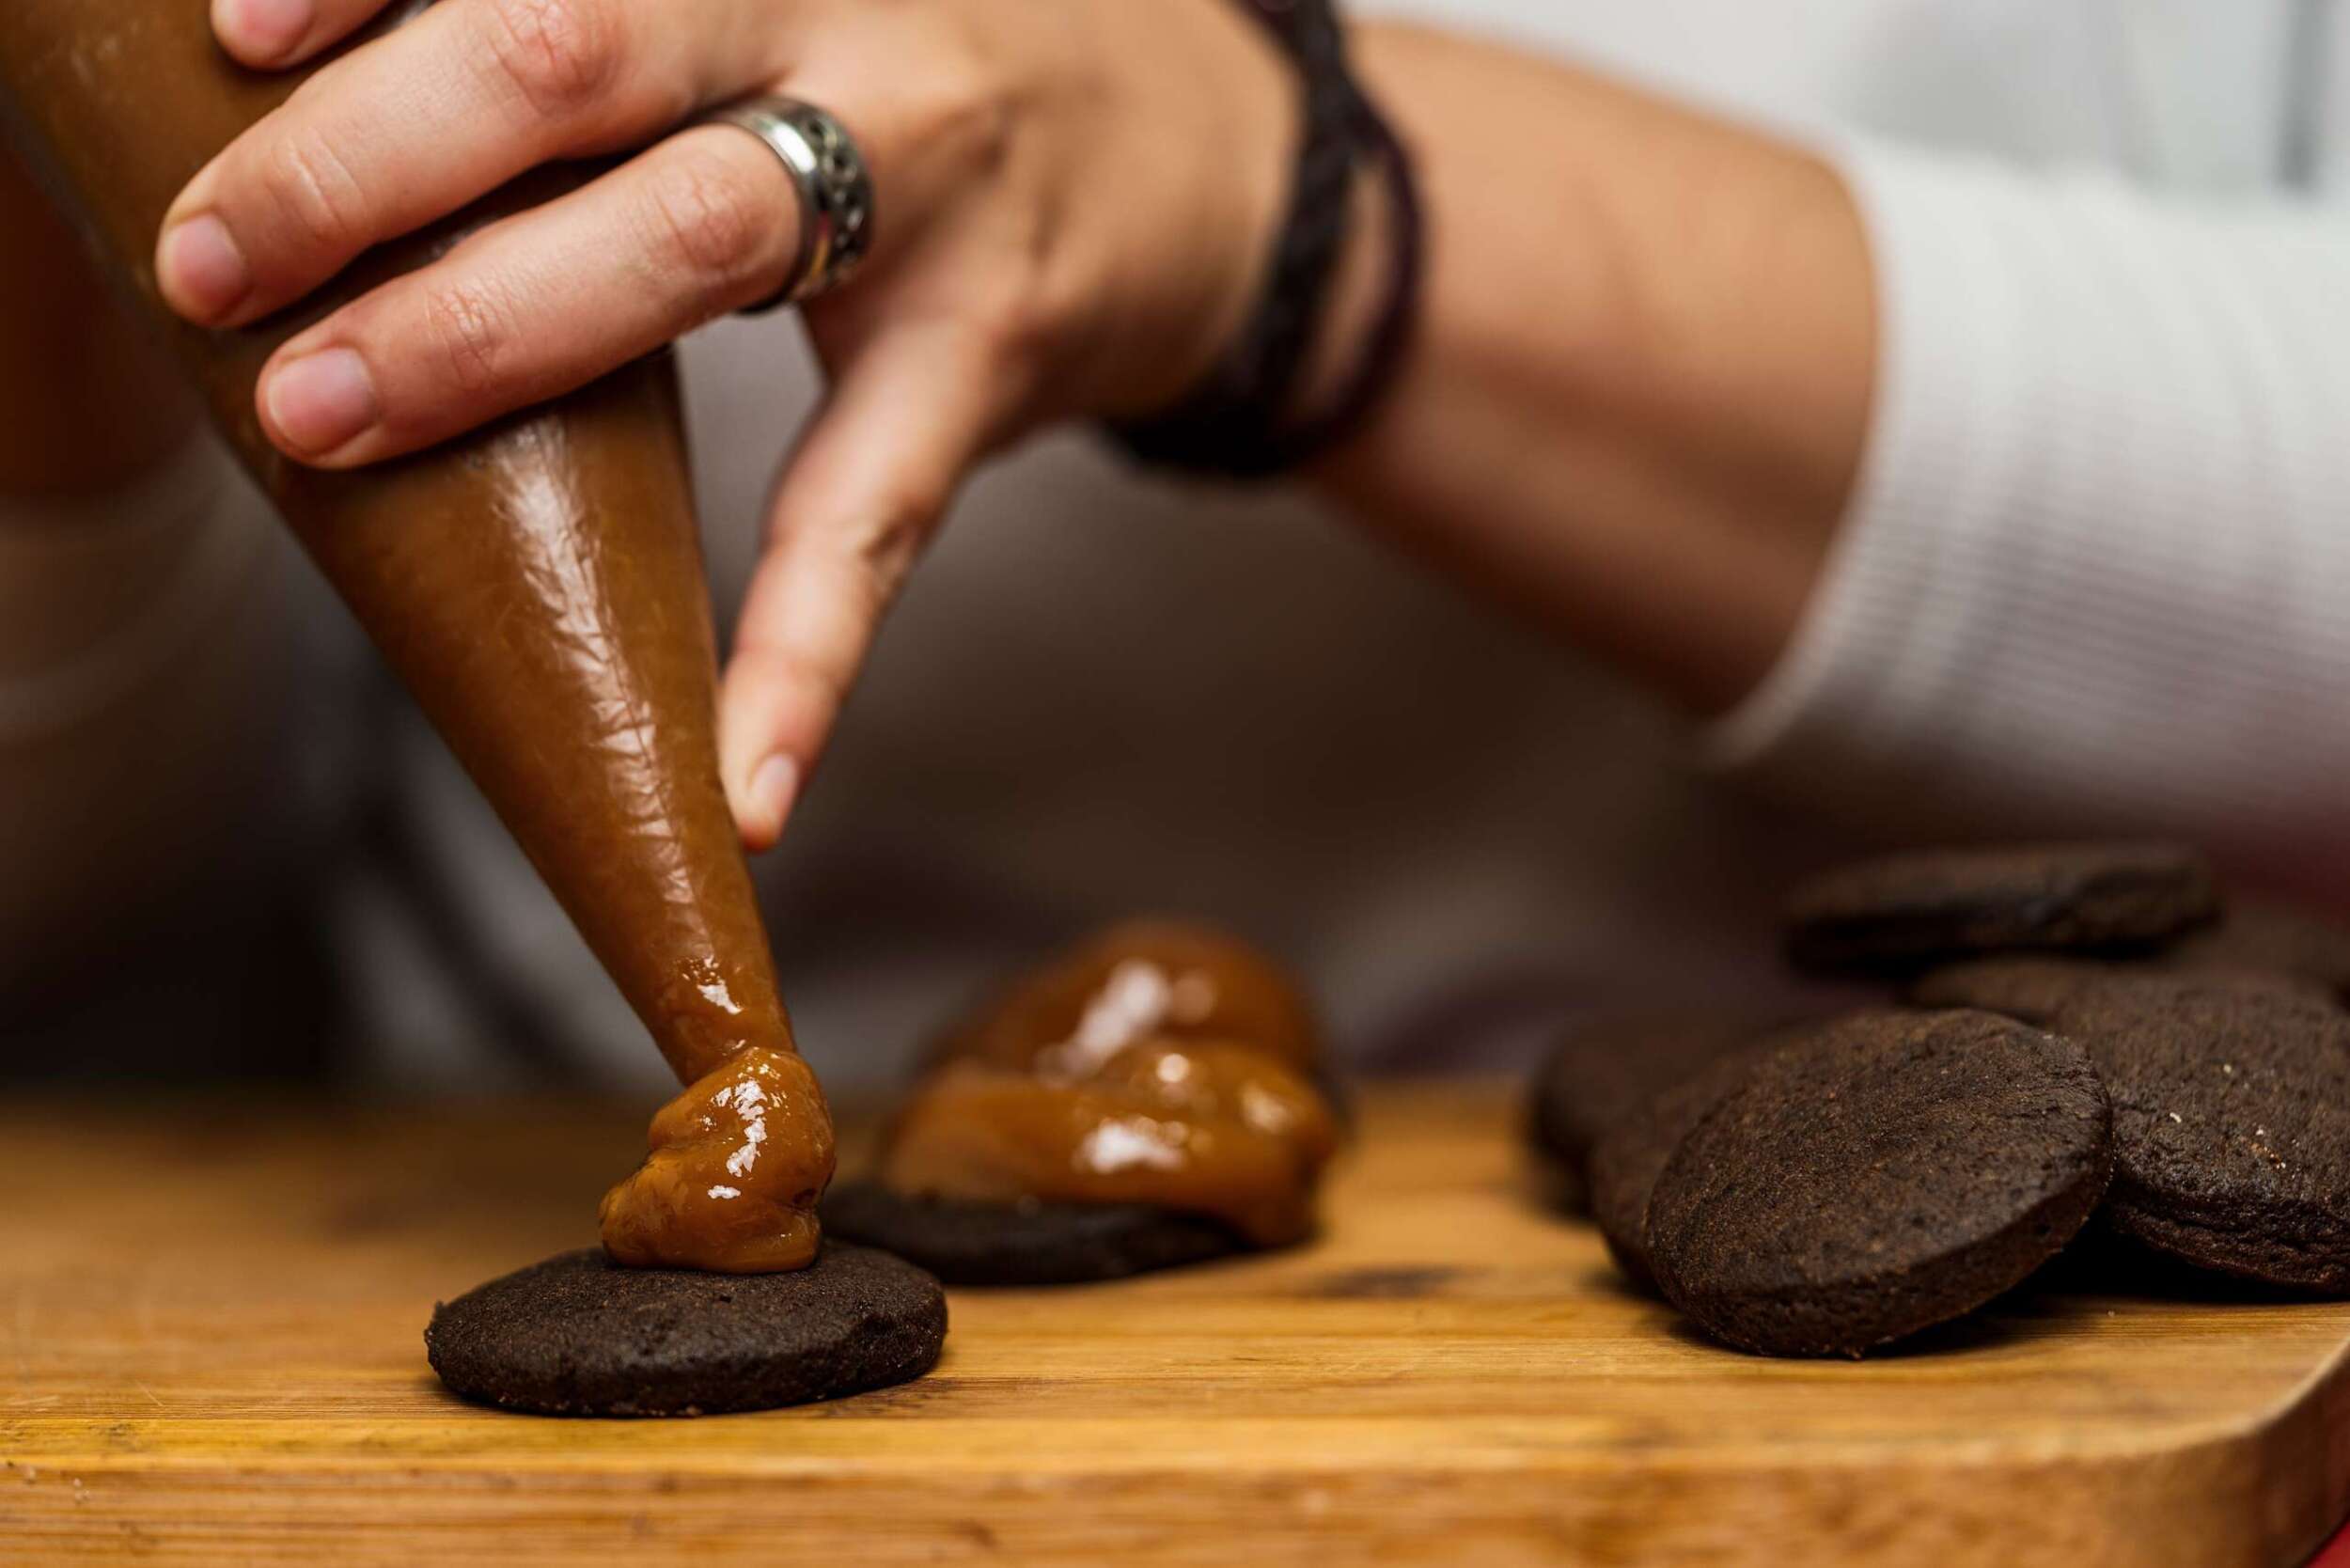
1695;133;2350;877
1702;133;2028;779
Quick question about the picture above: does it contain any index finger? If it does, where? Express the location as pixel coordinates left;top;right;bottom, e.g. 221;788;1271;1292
160;0;793;327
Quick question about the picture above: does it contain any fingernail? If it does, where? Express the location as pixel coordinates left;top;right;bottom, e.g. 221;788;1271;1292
157;213;251;321
265;348;379;457
749;754;801;840
221;0;313;60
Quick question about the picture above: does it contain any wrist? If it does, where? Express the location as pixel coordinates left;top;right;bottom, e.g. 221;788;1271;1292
1167;0;1304;413
1109;0;1422;478
1065;0;1296;423
1286;163;1387;425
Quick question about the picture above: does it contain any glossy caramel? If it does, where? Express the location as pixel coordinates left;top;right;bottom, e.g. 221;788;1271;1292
0;1;830;1269
935;919;1322;1074
884;924;1339;1246
601;1046;836;1272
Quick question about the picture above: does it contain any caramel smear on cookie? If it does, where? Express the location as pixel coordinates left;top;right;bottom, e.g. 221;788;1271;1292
880;924;1340;1244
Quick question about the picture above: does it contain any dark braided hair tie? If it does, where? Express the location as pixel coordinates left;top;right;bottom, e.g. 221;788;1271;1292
1110;0;1422;479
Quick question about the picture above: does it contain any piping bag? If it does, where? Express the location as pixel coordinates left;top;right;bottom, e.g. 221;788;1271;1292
0;0;834;1272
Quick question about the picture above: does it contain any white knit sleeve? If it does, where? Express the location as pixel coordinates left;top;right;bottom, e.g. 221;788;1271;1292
1705;136;2350;894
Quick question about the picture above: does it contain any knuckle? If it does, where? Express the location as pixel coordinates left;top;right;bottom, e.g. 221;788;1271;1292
968;281;1053;376
418;278;520;398
905;28;1011;174
644;149;776;295
478;0;623;120
843;500;932;600
731;621;850;710
258;129;369;257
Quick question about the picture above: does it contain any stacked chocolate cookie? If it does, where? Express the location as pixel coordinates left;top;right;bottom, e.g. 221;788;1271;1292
1530;842;2350;1358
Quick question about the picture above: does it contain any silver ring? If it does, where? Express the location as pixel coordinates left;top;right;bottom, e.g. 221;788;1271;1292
695;96;875;311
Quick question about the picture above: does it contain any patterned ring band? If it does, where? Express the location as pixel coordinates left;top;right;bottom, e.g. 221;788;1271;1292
694;96;876;311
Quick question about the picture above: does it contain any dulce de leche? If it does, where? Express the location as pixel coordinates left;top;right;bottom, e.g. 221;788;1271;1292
935;919;1323;1073
881;923;1340;1246
0;1;829;1269
602;1047;836;1272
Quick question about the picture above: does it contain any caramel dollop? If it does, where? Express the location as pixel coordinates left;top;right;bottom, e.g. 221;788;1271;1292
937;919;1322;1074
882;923;1338;1245
883;1043;1338;1246
600;1046;837;1273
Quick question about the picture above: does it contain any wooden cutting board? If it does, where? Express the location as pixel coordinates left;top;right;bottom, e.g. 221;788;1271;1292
3;1084;2347;1566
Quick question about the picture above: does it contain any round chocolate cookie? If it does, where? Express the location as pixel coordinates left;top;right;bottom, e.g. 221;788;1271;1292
1525;1011;1775;1215
2161;902;2350;1005
425;1243;947;1416
1586;1051;1764;1293
1785;842;2219;976
2044;979;2350;1293
1908;956;2326;1027
821;1180;1249;1286
1647;1011;2113;1357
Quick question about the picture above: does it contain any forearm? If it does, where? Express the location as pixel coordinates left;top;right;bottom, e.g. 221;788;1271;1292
1312;24;1874;713
1708;139;2350;896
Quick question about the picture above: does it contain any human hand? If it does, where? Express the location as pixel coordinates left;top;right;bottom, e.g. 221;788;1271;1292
167;0;1296;844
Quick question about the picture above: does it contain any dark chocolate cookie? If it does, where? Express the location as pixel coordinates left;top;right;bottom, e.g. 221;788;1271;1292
1909;955;2326;1027
425;1243;947;1416
2044;979;2350;1293
1586;1051;1764;1292
1647;1011;2113;1357
1785;842;2219;976
821;1180;1249;1286
1525;1011;1774;1215
2161;901;2350;1005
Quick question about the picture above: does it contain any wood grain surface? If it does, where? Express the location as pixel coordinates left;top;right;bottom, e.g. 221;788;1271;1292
3;1084;2347;1566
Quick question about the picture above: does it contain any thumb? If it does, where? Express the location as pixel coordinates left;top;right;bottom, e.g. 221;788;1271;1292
719;321;1004;850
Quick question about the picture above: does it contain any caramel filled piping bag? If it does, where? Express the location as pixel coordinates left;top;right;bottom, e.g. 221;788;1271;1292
0;0;832;1270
